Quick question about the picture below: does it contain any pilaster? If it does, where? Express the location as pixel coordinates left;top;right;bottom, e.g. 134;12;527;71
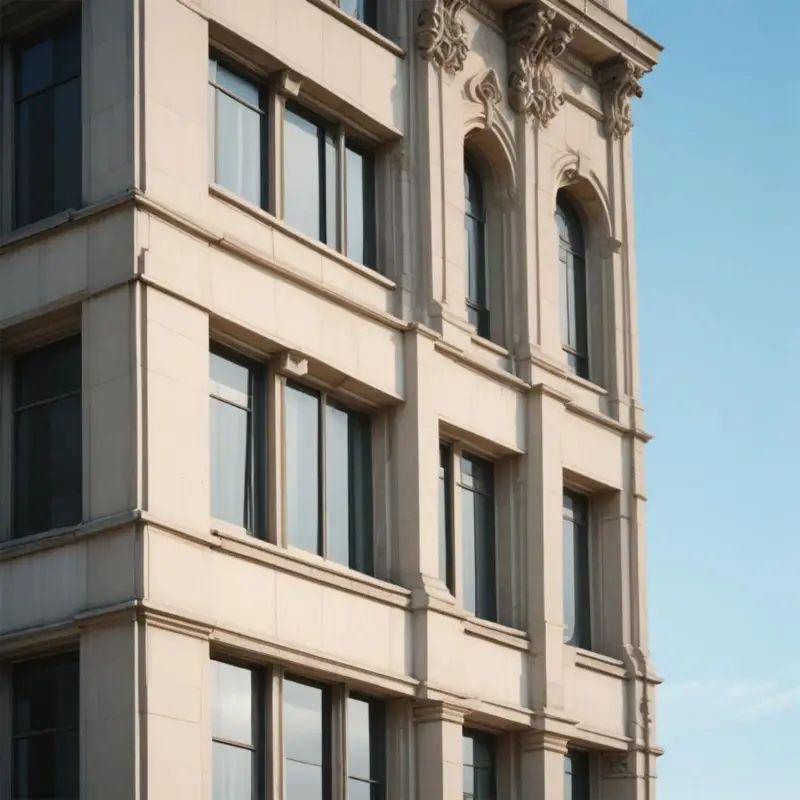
412;701;467;799
519;731;568;800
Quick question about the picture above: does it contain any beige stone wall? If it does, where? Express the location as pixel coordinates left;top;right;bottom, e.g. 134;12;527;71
0;0;662;796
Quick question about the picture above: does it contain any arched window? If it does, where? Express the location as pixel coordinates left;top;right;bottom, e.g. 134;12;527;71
464;155;489;338
556;193;589;379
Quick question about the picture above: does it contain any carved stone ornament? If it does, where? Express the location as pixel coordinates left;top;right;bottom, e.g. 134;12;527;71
416;0;469;77
507;4;576;127
464;68;504;128
599;57;645;140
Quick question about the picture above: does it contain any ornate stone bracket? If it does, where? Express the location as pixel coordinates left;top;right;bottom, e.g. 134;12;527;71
507;4;576;127
599;57;645;140
464;68;503;128
416;0;469;77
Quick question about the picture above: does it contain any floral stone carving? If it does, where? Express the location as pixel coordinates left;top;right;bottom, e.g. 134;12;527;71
507;4;576;127
464;68;504;127
416;0;469;77
599;57;645;140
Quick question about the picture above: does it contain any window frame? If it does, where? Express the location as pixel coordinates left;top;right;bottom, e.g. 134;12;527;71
283;100;378;269
564;748;591;800
563;489;592;650
462;728;497;800
463;153;490;339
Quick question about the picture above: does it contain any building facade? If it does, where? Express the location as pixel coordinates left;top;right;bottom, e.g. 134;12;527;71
0;0;662;798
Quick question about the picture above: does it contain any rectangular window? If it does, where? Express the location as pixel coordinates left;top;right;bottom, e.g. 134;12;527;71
564;750;591;800
285;383;373;575
212;661;261;800
13;335;82;538
460;453;496;622
283;678;328;800
462;730;495;800
283;103;377;268
208;57;267;209
209;346;264;534
347;694;385;800
337;0;378;28
438;443;454;592
13;15;82;228
563;490;591;649
12;653;79;800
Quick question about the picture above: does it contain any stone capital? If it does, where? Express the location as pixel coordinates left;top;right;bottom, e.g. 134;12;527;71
598;56;645;140
507;3;576;127
412;700;471;725
416;0;469;77
520;730;570;755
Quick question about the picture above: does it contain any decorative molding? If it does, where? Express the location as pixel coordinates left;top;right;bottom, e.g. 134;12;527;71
412;700;471;725
464;68;503;128
274;69;302;99
599;57;645;140
416;0;469;76
507;4;576;127
520;730;570;755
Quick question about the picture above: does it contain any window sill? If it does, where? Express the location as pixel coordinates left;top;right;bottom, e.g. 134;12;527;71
304;0;406;58
463;616;529;651
574;647;627;679
208;183;397;292
564;370;608;397
470;333;510;359
211;525;411;608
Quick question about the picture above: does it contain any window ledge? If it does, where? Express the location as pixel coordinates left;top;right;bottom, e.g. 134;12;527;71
574;648;627;678
211;525;411;609
470;333;510;359
209;184;397;292
564;371;608;397
304;0;406;58
463;617;529;651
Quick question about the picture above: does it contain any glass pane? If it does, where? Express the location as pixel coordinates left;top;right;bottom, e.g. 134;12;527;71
14;395;82;538
474;491;496;622
349;412;373;575
475;767;493;799
347;697;371;779
13;729;79;800
559;250;571;346
210;352;251;408
15;91;55;227
15;337;81;408
438;446;450;588
216;88;261;207
211;662;254;745
346;146;374;266
210;398;252;528
348;778;374;800
17;37;54;97
563;515;577;645
215;63;260;106
286;759;323;800
325;403;350;567
285;386;320;554
53;77;81;214
325;131;338;248
213;742;254;800
461;485;476;615
13;656;78;735
284;108;321;241
54;21;81;83
463;766;474;796
462;734;475;768
473;737;492;771
283;680;323;765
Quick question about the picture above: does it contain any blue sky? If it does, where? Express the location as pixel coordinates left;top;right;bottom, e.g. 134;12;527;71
630;1;800;797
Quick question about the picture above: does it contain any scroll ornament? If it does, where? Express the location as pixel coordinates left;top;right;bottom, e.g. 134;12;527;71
600;57;645;140
416;0;470;76
508;7;576;127
464;68;504;128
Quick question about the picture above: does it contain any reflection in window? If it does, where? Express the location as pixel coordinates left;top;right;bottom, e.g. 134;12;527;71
438;443;454;592
209;347;262;533
556;193;589;379
347;694;385;800
13;336;82;538
464;155;489;338
463;730;495;800
212;661;258;800
285;384;373;575
12;653;79;800
208;58;265;209
563;490;591;649
564;750;591;800
14;16;82;228
338;0;377;28
284;679;327;800
460;453;496;622
284;103;376;268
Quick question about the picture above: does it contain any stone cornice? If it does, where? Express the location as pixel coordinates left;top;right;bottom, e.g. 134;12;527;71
416;0;470;76
599;56;645;140
506;3;576;127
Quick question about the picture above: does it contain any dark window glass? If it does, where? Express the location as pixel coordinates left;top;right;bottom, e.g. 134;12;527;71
14;17;82;228
460;454;496;622
208;58;266;208
563;491;591;649
556;194;589;379
12;653;79;800
462;730;495;800
209;347;262;533
565;750;591;800
464;156;489;338
13;336;82;538
347;695;385;800
438;444;454;592
284;679;328;800
211;661;258;800
286;384;374;575
339;0;377;28
284;105;376;268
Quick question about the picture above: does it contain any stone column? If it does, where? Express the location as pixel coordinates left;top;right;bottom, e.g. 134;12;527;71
519;732;567;800
413;701;465;800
